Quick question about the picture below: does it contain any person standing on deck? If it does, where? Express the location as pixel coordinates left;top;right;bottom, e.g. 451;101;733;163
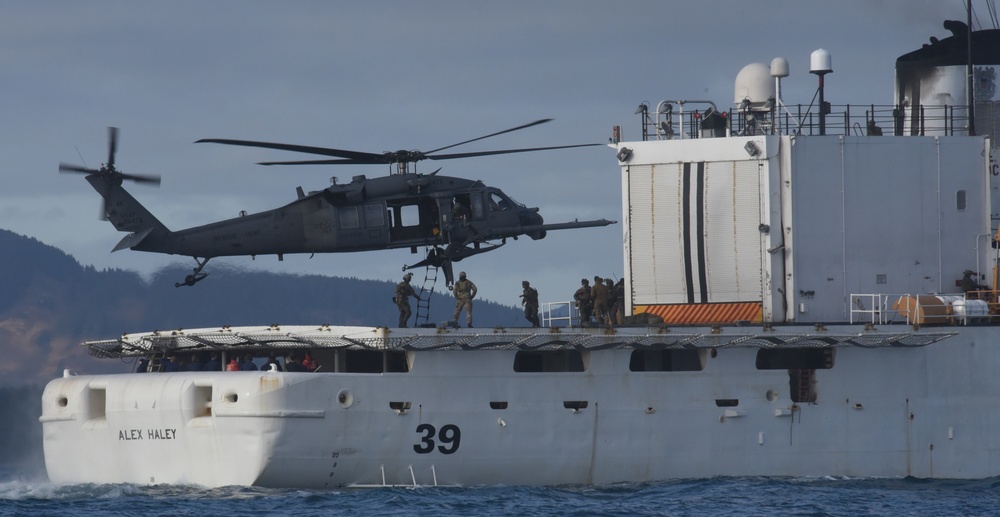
520;280;540;327
574;278;593;327
452;271;478;328
395;272;421;327
591;275;609;326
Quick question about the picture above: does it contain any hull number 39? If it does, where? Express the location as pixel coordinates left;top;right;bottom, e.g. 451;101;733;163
413;423;461;454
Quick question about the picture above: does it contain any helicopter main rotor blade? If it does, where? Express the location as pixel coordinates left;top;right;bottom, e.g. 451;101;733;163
257;158;382;166
427;142;602;161
120;173;162;185
59;163;99;175
200;119;590;167
107;126;119;168
424;119;552;155
196;138;381;162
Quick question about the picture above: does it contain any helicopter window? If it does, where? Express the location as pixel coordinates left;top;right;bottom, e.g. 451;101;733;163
489;192;512;211
396;204;420;227
452;196;470;221
339;206;360;229
364;203;385;227
470;195;484;219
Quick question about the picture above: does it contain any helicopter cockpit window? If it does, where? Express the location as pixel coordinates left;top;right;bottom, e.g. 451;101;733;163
488;192;513;211
364;203;384;227
339;206;360;229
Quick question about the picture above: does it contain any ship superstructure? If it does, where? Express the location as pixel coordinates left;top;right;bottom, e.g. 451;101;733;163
40;21;1000;487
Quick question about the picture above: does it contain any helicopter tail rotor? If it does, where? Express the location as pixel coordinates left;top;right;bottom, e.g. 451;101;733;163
59;127;161;220
59;127;162;186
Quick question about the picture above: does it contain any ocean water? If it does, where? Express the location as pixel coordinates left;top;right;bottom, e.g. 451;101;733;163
3;464;1000;517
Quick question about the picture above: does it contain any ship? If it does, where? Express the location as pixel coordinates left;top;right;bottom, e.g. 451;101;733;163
40;20;1000;487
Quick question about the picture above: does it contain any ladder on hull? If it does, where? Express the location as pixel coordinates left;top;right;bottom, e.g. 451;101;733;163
348;464;459;488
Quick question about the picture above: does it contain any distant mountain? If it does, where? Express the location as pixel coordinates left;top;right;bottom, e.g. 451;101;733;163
0;229;523;386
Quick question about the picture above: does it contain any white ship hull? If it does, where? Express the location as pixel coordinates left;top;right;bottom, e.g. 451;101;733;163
42;20;1000;488
41;324;997;487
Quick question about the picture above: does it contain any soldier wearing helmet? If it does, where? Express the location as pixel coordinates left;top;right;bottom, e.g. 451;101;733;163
520;280;540;327
591;275;610;326
451;271;478;328
574;278;594;327
394;272;421;327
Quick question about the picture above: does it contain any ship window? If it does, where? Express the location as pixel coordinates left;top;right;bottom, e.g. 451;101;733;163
957;190;967;211
513;350;586;372
755;348;834;370
389;401;411;412
789;369;818;403
342;350;409;373
490;401;508;410
715;399;739;407
339;206;360;229
187;384;212;418
629;349;704;371
86;387;106;421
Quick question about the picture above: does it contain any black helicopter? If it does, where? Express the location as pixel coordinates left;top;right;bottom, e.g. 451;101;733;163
59;121;615;287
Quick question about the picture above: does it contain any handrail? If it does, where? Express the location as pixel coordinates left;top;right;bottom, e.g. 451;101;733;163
634;102;974;141
850;292;993;325
541;300;577;327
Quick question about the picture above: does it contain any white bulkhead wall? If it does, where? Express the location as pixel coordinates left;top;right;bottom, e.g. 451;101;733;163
782;135;990;323
618;137;781;320
618;134;990;325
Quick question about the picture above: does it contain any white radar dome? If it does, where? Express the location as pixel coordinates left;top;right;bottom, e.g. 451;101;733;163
770;57;789;78
734;62;775;110
810;48;832;74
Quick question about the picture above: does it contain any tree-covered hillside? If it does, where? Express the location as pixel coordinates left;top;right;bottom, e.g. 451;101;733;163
0;229;522;385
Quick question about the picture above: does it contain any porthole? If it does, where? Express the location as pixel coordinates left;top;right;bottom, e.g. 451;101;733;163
337;389;354;408
57;396;68;408
223;393;238;404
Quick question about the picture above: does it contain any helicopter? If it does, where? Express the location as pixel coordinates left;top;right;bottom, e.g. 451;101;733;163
59;121;615;288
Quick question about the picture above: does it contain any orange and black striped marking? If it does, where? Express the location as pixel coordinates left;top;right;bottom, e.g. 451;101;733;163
634;302;763;325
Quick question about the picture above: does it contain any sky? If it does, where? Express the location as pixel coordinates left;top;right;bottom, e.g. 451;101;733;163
0;0;977;312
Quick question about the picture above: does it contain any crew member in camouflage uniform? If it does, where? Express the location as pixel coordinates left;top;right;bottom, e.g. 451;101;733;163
962;270;985;293
604;277;617;325
591;275;609;325
520;280;540;327
395;272;421;327
452;271;478;327
574;278;593;327
612;278;625;324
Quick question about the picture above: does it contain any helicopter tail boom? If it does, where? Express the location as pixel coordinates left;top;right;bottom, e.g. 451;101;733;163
86;174;170;251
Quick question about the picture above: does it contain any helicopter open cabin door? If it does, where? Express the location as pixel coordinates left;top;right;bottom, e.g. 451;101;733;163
388;196;442;246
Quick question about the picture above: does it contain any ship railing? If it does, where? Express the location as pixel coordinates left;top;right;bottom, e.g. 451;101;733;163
850;293;892;324
961;289;1000;319
851;292;995;326
541;300;578;328
621;102;974;143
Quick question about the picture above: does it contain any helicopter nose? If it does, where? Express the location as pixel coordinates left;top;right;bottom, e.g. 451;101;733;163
526;212;546;240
